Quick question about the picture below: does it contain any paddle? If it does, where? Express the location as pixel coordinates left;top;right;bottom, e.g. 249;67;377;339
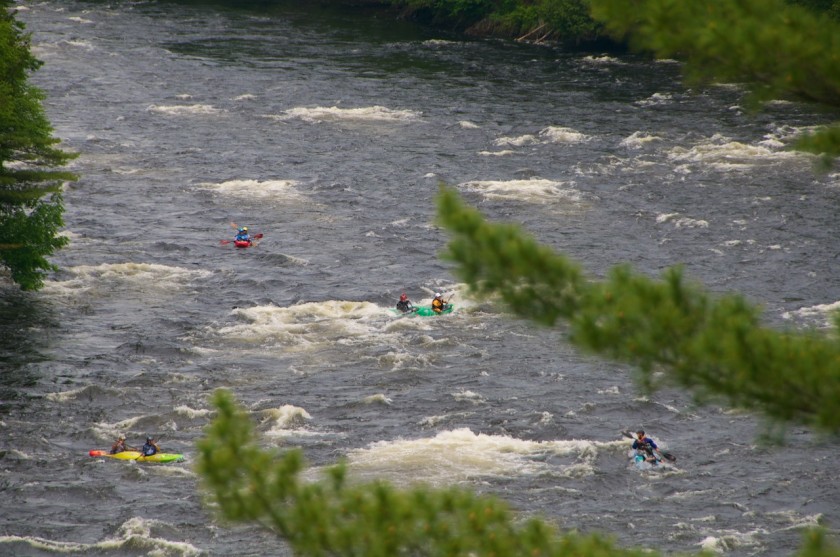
445;291;456;310
220;233;263;245
621;430;677;462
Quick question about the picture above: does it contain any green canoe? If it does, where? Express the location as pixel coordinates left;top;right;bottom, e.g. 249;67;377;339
391;304;454;317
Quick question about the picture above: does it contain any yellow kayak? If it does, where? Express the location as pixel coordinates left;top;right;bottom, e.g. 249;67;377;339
89;449;184;463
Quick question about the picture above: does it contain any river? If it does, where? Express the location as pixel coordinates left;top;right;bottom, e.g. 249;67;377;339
2;1;840;555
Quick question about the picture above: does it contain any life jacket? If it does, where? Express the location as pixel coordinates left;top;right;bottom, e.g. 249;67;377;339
142;443;157;456
633;438;655;451
396;300;412;312
432;298;445;312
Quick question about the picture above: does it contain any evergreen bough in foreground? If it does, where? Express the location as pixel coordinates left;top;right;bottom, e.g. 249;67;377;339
198;389;839;556
436;188;840;436
197;190;840;556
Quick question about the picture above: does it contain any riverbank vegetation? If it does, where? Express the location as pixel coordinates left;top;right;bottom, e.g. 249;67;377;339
0;1;76;290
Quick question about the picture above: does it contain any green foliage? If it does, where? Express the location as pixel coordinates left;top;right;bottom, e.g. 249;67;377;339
436;187;840;435
787;0;840;19
390;0;600;40
587;0;840;161
199;388;665;557
0;1;77;290
491;0;601;42
198;390;840;556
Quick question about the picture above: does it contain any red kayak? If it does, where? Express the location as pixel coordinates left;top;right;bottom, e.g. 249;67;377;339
220;233;263;248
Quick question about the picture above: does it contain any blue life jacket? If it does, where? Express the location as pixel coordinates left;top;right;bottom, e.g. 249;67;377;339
142;442;157;456
632;438;658;452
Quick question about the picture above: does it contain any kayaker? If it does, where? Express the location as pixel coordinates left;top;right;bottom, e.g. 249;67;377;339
632;430;662;462
234;227;251;243
110;434;136;454
141;436;160;457
431;292;449;314
395;293;416;313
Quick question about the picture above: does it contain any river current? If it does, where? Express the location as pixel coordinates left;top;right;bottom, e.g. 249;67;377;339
3;1;840;555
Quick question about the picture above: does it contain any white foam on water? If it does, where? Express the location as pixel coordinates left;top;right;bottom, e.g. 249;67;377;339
580;55;623;65
695;528;767;553
215;300;387;349
418;412;474;428
339;428;606;487
275;105;421;124
494;134;539;147
782;300;840;327
620;131;663;148
459;178;584;204
199;178;302;200
375;350;434;371
540;126;591;144
655;212;709;229
174;405;214;419
362;393;392;406
636;92;673;107
451;389;486;404
458;120;480;129
42;263;212;297
478;149;516;156
667;133;803;170
91;417;146;443
146;104;224;116
596;385;620;395
260;404;312;437
44;386;92;402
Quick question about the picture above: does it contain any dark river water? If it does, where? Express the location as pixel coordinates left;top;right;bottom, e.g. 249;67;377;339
3;1;840;555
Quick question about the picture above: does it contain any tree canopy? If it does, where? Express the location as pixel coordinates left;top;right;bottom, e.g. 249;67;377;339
0;1;77;290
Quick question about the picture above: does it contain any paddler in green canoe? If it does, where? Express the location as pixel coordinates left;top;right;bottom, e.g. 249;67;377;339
431;292;451;314
110;434;137;455
395;293;418;314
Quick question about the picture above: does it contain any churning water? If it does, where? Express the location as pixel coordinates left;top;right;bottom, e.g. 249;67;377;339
2;1;840;555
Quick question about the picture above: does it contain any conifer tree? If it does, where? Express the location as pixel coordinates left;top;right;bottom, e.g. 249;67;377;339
435;188;840;435
587;0;840;163
0;1;77;290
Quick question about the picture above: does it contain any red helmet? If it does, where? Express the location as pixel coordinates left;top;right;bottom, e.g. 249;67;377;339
399;293;408;301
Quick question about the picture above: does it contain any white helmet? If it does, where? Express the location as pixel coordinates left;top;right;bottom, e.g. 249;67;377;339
434;292;442;298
